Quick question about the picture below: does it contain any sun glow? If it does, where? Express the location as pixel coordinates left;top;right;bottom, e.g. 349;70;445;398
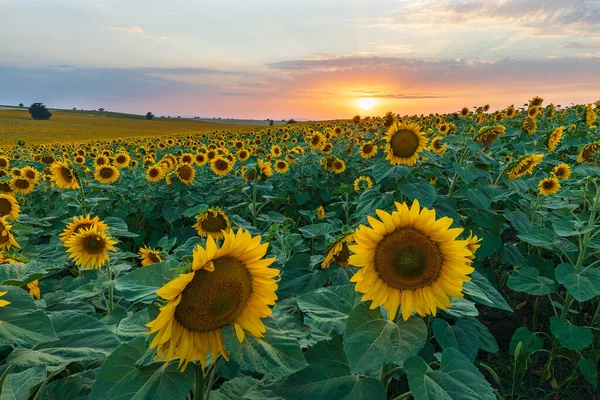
357;97;377;111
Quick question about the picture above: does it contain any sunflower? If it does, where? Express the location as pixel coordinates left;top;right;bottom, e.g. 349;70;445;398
0;291;10;322
430;136;446;154
508;154;544;180
308;133;326;151
360;142;378;159
530;96;544;107
552;164;571;180
210;157;233;177
585;105;597;128
257;159;273;178
460;107;470;117
547;127;564;152
195;152;208;166
146;164;166;182
146;229;279;370
27;280;41;300
539;176;561;196
322;233;354;268
114;153;131;168
0;195;20;220
384;121;428;166
0;217;20;250
0;157;9;170
504;155;513;163
271;145;282;158
316;206;325;220
237;149;251;162
354;176;373;192
139;245;163;266
176;163;196;184
193;209;232;240
10;178;34;195
94;155;109;168
65;226;117;269
429;176;438;185
274;160;289;174
577;143;600;163
51;161;79;189
94;165;120;184
522;116;537;135
465;232;482;260
332;159;346;174
20;166;39;183
475;125;505;147
60;214;109;243
349;199;473;320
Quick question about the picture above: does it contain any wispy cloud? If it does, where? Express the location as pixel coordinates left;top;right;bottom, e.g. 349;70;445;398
107;25;144;34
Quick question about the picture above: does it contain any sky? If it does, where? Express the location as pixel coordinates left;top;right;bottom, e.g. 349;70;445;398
1;0;599;119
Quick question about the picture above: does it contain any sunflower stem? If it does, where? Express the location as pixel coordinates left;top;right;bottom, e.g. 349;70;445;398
195;363;205;400
392;391;412;400
106;262;114;315
204;362;217;400
78;176;86;214
379;363;390;385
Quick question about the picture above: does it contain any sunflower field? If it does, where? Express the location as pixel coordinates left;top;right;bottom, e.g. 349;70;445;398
0;98;599;399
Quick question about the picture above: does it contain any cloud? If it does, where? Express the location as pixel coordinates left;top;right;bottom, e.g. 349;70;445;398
107;25;144;34
562;41;600;49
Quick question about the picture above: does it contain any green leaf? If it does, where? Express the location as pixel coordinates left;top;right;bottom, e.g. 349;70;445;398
463;186;492;209
161;201;187;223
442;298;479;318
432;319;477;361
462;271;512;312
578;357;598;389
296;285;359;338
555;263;600;302
89;337;194;400
183;203;208;217
507;267;555;295
503;209;533;234
509;327;543;355
7;311;120;369
105;216;138;238
518;229;576;252
405;348;495;400
223;326;307;379
398;181;437;208
552;220;597;237
0;261;45;286
115;259;181;303
272;336;386;400
39;369;97;400
456;318;499;353
343;303;426;373
549;316;592;350
0;285;58;347
115;309;151;341
1;366;46;400
453;162;482;184
298;223;334;238
278;253;327;299
371;159;411;183
355;189;395;218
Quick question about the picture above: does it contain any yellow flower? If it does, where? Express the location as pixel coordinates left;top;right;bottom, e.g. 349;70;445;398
0;194;20;220
508;154;544;180
65;226;118;269
322;233;354;269
538;176;561;196
0;217;20;250
175;163;196;184
384;121;428;166
274;160;289;174
522;116;537;135
353;176;373;192
210;157;233;177
10;178;35;195
316;206;325;220
27;280;41;300
465;231;482;260
193;209;232;240
94;165;120;184
146;164;166;182
145;229;279;370
552;164;571;180
0;291;10;324
139;245;163;266
60;214;109;243
547;127;564;152
430;136;447;154
349;199;474;320
359;142;378;159
577;143;600;163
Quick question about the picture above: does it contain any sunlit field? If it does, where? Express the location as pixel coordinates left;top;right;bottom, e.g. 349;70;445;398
0;98;599;399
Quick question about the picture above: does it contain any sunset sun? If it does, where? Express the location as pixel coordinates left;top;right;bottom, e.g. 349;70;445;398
357;97;377;111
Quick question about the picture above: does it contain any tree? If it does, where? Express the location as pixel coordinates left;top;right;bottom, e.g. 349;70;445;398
98;108;105;112
72;107;77;111
28;103;52;120
269;119;274;126
18;103;24;107
145;112;154;120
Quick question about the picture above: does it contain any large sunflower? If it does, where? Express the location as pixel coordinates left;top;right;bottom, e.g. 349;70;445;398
507;154;544;180
539;176;561;196
20;166;39;183
94;165;120;184
349;200;473;320
175;163;196;185
322;233;354;269
50;161;79;189
146;164;166;182
65;226;118;269
274;160;289;174
146;229;279;370
522;116;537;135
139;245;163;266
10;178;35;195
552;163;571;180
359;142;378;159
193;209;232;240
0;217;20;250
60;214;109;243
384;121;428;166
0;194;20;220
211;157;234;177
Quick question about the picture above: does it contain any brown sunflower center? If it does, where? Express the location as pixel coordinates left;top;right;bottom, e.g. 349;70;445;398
543;181;555;190
202;212;228;232
61;166;74;181
99;167;114;179
390;129;419;158
174;256;252;332
0;198;12;216
374;227;444;290
73;223;93;235
334;243;350;265
149;252;161;263
117;155;127;163
215;160;229;171
83;234;106;254
178;165;193;181
14;179;30;189
149;168;159;178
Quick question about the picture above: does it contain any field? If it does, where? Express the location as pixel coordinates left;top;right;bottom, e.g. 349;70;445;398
0;98;599;399
0;107;255;145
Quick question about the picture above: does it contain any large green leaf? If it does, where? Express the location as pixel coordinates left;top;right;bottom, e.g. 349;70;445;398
7;311;120;369
405;348;495;400
39;369;97;400
296;285;359;338
555;263;600;302
371;159;411;183
549;316;592;350
115;259;181;303
105;216;138;238
343;303;426;374
278;253;327;299
398;181;437;208
0;261;45;286
355;188;395;218
272;337;386;400
509;327;543;355
507;267;555;295
223;326;307;379
1;366;46;400
578;357;598;389
432;319;477;361
89;337;194;400
0;285;58;347
456;318;498;353
462;271;512;312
